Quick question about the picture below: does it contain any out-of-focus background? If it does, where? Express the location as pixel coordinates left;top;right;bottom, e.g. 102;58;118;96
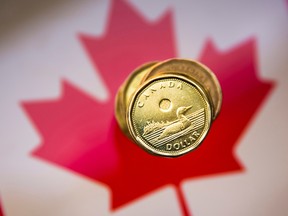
0;0;288;215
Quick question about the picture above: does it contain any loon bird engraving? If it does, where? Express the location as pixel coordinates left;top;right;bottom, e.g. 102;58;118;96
157;105;193;140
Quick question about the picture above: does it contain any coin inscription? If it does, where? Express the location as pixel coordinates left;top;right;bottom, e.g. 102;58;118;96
165;131;200;151
128;76;212;157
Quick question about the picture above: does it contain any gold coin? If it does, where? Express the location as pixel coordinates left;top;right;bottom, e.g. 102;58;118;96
115;62;157;135
127;74;212;157
142;59;222;119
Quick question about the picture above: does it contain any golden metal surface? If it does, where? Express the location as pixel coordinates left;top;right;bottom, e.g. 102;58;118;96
142;59;222;119
127;75;211;156
115;62;157;135
115;58;222;157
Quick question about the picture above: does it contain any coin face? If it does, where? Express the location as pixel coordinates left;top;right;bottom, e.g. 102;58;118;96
142;59;222;120
127;75;212;157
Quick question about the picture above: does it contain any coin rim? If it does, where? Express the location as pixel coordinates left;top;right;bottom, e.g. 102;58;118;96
127;74;212;157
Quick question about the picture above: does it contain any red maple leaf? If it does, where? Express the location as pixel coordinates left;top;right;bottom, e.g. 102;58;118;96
0;198;4;216
21;0;274;215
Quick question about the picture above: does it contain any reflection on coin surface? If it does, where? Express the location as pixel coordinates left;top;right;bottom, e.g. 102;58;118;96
127;75;212;157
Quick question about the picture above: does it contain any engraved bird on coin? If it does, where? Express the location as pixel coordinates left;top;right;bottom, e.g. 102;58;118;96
157;105;193;140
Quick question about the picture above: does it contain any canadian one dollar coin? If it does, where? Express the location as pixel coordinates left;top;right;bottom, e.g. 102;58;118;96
127;75;212;157
115;58;221;157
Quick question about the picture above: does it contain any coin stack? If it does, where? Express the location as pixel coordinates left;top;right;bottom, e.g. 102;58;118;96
115;59;222;157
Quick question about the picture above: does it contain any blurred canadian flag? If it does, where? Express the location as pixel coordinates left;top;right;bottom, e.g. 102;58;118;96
0;0;288;216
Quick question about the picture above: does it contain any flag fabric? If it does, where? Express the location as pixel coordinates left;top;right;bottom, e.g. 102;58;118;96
0;0;288;215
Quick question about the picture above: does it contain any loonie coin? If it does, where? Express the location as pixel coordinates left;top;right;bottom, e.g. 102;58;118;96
142;59;222;119
127;74;212;157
